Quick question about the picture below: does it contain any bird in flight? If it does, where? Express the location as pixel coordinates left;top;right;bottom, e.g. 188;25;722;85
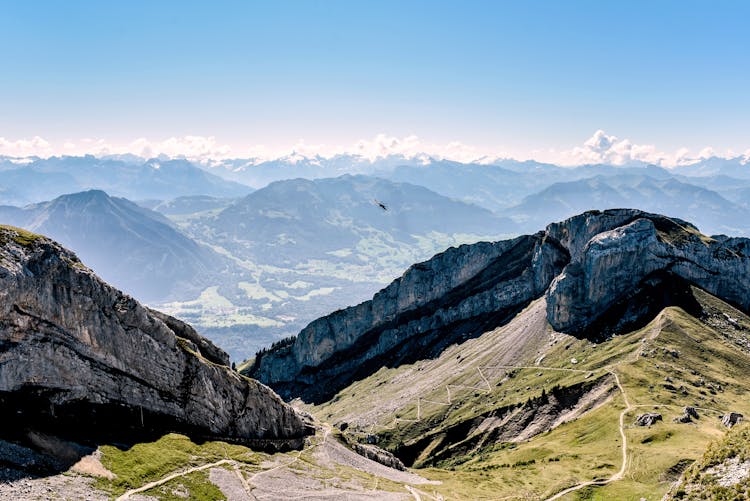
373;199;388;211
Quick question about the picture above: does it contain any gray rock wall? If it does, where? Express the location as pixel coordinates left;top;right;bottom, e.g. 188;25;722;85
546;213;750;332
252;209;750;403
0;226;309;445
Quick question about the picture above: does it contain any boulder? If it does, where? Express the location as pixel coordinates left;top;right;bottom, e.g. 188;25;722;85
635;413;663;426
721;412;744;428
674;407;700;423
685;406;700;420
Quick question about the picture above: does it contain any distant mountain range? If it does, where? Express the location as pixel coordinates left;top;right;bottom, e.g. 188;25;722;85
1;153;749;361
200;153;430;188
3;152;748;212
505;174;750;235
183;174;516;268
0;190;227;302
385;161;684;211
0;156;251;205
156;175;517;361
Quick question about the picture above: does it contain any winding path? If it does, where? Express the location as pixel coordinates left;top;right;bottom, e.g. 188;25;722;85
544;369;632;501
116;429;328;500
380;357;627;500
389;363;593;426
543;318;674;499
115;459;236;500
249;426;329;483
383;355;639;500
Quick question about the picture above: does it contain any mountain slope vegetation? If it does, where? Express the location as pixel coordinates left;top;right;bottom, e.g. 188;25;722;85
249;209;750;499
299;286;750;500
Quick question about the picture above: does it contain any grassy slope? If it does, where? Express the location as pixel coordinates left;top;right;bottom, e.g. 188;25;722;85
0;224;44;246
665;424;750;500
87;289;750;500
302;288;750;500
93;429;416;500
96;433;258;496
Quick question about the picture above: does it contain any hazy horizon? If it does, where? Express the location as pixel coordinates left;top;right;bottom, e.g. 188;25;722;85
2;1;749;165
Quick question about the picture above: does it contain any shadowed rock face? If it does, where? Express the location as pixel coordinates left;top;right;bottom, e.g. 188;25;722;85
250;209;750;404
0;226;309;447
250;235;569;402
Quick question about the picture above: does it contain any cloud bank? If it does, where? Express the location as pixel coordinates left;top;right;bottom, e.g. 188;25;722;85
548;130;723;167
0;131;745;167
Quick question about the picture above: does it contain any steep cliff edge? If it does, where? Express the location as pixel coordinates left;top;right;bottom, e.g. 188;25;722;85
545;213;750;333
250;234;569;402
0;225;309;447
249;209;750;403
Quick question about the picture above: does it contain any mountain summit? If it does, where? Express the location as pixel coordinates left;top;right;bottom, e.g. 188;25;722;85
245;208;750;499
0;190;226;302
249;209;750;402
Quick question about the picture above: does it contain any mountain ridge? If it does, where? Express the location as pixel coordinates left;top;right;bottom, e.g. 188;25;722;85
249;209;750;404
506;174;750;235
0;225;310;449
0;190;228;302
0;156;251;205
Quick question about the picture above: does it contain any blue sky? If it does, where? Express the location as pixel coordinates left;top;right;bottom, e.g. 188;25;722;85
1;1;748;162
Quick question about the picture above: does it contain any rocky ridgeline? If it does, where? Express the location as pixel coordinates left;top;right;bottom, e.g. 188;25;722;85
249;209;750;402
0;226;309;447
545;211;750;332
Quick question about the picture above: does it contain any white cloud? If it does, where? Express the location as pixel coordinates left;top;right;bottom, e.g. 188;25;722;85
558;130;667;166
152;136;232;159
253;134;490;163
0;131;742;168
93;135;234;160
309;134;491;163
0;136;54;157
1;135;239;161
361;134;488;163
546;130;725;168
353;134;422;160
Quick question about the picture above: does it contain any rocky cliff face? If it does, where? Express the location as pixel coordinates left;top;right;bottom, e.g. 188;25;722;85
0;226;309;447
250;209;750;403
545;213;750;333
250;234;569;402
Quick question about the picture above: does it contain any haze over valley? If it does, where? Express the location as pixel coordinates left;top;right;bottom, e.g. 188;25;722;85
3;152;750;362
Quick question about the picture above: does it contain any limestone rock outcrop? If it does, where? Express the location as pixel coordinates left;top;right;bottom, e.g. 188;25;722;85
0;226;309;447
250;235;569;401
721;412;744;428
545;213;750;333
635;413;663;426
349;442;406;471
674;407;700;423
249;209;750;403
